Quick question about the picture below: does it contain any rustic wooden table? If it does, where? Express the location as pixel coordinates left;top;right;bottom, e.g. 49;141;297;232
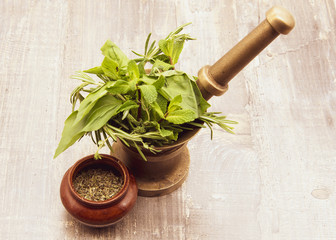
1;0;336;239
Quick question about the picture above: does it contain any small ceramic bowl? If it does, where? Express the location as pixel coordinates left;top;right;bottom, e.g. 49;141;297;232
60;154;138;227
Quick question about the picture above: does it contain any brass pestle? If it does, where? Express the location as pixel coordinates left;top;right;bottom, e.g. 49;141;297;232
197;6;295;100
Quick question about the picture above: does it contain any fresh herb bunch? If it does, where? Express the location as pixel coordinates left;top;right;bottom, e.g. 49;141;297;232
54;23;237;160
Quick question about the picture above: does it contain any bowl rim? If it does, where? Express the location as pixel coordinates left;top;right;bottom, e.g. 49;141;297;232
67;154;130;208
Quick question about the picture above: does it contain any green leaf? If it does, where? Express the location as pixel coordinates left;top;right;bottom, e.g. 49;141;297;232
101;40;129;71
117;100;138;113
158;23;195;65
156;94;168;113
158;127;173;137
153;70;184;77
83;99;138;132
84;66;104;75
152;59;174;71
74;82;113;124
101;57;119;79
128;79;137;91
144;33;151;55
159;74;210;118
159;39;173;58
139;84;157;103
168;95;182;112
170;39;184;64
138;61;146;77
54;111;86;159
165;109;196;124
127;60;140;80
151;101;164;118
107;80;131;95
153;75;165;90
55;96;137;158
83;95;122;131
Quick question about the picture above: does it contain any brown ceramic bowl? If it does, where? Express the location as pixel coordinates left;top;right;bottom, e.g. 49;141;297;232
60;154;138;227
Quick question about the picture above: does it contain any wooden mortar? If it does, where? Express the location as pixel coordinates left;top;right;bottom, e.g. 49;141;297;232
114;6;295;197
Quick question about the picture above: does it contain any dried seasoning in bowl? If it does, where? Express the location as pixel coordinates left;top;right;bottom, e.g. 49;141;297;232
73;167;124;201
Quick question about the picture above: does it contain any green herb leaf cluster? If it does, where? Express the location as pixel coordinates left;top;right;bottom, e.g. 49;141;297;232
54;23;237;160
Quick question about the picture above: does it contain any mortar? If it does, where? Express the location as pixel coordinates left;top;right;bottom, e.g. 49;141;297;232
112;6;295;197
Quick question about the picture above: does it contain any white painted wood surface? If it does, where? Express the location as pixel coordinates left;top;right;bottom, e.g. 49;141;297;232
1;0;336;239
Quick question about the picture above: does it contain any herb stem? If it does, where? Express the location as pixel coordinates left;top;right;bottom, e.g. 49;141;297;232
137;87;142;120
169;57;175;70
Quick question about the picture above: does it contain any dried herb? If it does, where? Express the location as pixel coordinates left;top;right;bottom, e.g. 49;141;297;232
73;167;123;201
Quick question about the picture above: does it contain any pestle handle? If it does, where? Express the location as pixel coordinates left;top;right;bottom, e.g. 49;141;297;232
197;6;295;100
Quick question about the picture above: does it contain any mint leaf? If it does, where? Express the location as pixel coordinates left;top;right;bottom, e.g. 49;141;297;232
165;109;196;124
101;40;129;72
153;75;165;90
156;94;168;113
152;59;173;71
151;101;164;119
139;84;157;103
170;39;184;64
159;38;185;65
167;95;182;112
158;127;173;137
158;38;171;57
138;61;146;77
127;60;140;80
158;23;195;65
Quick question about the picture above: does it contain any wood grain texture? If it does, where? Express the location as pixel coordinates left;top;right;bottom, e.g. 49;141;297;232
1;0;335;239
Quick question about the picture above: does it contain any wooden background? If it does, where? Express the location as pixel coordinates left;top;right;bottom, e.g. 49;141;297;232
1;0;336;239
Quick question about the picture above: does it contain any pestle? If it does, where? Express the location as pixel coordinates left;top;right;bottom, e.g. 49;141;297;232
197;6;295;100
